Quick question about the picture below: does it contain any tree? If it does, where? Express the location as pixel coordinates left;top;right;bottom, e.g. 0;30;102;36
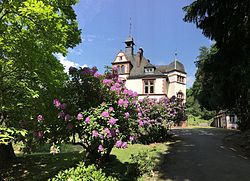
183;0;250;130
0;0;81;168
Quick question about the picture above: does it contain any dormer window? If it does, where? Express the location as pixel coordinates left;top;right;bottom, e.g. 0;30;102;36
144;68;154;74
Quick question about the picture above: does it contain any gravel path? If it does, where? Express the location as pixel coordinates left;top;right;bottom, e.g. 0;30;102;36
157;128;250;181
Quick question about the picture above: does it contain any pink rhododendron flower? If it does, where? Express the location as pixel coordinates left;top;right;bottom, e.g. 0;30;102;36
98;145;104;152
94;72;101;78
103;79;112;85
60;103;67;110
110;86;116;91
53;99;61;108
139;120;144;127
85;116;90;123
138;112;142;117
115;140;122;148
77;113;83;120
92;130;99;138
99;134;104;139
58;111;65;118
118;99;124;105
37;115;43;121
132;92;138;97
121;142;128;149
129;136;135;141
64;114;71;121
114;82;120;87
104;128;112;138
101;111;109;118
124;112;130;119
108;117;117;125
109;107;114;112
123;89;129;94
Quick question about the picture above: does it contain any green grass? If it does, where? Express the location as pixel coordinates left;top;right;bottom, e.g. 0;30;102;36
0;152;84;181
187;115;213;127
111;143;168;163
2;142;170;181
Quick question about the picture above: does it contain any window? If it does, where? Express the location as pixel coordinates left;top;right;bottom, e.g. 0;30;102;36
144;80;154;94
177;75;185;83
121;65;125;74
177;92;184;99
119;56;122;60
144;68;154;74
117;65;121;74
230;115;235;123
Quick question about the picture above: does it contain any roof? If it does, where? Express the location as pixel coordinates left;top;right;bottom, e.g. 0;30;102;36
125;53;166;79
156;60;186;74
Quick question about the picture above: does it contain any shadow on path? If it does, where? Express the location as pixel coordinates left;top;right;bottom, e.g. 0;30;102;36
155;128;250;181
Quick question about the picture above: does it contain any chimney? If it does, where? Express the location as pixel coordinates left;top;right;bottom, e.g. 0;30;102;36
136;47;143;67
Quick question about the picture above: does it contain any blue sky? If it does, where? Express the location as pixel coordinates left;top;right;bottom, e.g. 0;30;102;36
58;0;211;88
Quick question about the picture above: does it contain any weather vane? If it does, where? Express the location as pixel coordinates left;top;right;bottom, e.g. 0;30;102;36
174;49;178;60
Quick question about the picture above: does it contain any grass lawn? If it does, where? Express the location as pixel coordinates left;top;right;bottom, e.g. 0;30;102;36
1;142;170;181
187;115;213;127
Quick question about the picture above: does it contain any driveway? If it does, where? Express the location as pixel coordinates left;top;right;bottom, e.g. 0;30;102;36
157;128;250;181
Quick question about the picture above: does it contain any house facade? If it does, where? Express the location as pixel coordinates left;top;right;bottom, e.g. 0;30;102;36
111;35;186;102
211;110;238;129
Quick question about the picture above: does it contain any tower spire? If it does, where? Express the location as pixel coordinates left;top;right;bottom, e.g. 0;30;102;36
174;49;178;69
129;17;132;35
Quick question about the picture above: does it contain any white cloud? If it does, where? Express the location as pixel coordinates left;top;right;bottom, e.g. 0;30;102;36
186;75;195;88
56;53;79;72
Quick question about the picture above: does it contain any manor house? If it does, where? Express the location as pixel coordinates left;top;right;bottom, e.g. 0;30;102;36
111;35;186;102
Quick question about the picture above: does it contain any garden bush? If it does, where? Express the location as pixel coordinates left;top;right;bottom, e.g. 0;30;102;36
126;150;156;177
136;97;184;144
36;67;139;164
49;162;117;181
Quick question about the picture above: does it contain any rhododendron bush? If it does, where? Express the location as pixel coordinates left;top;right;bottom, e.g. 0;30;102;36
136;96;185;143
36;66;185;164
37;67;139;163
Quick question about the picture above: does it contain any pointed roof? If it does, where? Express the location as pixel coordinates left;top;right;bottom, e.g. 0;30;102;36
125;35;135;45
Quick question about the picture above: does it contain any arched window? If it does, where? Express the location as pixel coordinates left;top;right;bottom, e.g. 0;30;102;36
177;92;184;99
117;65;121;74
121;65;125;74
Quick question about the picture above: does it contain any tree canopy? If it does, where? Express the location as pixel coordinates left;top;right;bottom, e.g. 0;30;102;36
0;0;81;159
183;0;250;130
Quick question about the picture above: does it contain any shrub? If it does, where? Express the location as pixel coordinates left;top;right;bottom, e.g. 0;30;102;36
136;97;184;144
127;150;155;177
49;162;117;181
38;67;139;164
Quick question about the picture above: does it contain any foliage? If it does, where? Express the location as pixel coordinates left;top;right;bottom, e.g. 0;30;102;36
127;150;156;177
137;96;185;143
187;115;212;127
39;67;139;164
186;87;216;120
0;0;81;153
0;127;27;145
49;162;117;181
183;0;250;130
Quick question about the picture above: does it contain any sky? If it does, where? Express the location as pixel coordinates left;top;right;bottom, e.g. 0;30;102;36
58;0;211;88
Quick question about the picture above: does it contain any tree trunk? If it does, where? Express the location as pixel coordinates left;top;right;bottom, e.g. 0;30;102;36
0;143;16;169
